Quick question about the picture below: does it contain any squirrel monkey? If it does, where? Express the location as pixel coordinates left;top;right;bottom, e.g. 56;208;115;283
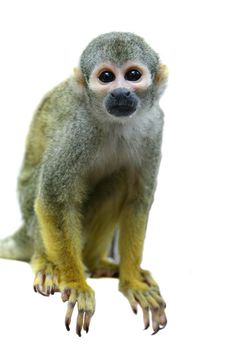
0;32;168;336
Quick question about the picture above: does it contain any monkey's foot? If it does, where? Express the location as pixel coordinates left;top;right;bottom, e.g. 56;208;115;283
89;258;119;278
60;281;95;337
119;276;167;334
89;261;155;282
32;258;59;296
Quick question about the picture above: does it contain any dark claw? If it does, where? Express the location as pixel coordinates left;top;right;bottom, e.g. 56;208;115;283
65;301;75;332
159;322;167;330
65;318;70;331
112;271;119;278
144;322;150;330
160;301;167;309
53;284;59;293
46;286;51;295
160;324;166;329
152;323;166;335
83;311;92;333
76;327;82;337
83;321;89;333
152;327;160;335
35;285;49;297
76;310;84;337
132;306;138;314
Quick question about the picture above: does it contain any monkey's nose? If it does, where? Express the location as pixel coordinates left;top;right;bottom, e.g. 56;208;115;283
110;88;131;98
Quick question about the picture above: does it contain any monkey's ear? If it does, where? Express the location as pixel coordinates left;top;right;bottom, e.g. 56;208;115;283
155;64;168;84
154;64;168;97
73;67;87;87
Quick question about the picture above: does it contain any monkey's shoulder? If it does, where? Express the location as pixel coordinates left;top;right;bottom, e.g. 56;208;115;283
38;77;82;114
29;76;85;141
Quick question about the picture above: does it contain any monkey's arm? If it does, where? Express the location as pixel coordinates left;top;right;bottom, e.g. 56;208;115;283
33;120;97;336
119;152;167;334
119;201;166;333
35;198;95;335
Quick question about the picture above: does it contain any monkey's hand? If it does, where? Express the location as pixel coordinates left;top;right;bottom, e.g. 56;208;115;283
60;281;95;336
32;256;60;296
119;276;167;334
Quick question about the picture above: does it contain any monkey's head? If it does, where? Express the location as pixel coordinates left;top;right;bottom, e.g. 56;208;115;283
77;32;167;121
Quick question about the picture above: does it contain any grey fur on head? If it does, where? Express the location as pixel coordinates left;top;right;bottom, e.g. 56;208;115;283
79;32;159;82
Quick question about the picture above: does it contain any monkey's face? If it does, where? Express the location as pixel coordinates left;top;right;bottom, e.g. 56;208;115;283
88;61;152;119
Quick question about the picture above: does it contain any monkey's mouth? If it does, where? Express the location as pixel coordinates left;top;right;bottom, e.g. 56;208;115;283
107;105;137;117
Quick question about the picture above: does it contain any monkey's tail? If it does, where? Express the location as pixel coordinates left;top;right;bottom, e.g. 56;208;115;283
0;225;34;262
108;228;120;263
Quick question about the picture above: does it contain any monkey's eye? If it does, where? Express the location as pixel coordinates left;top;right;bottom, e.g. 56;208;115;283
98;71;115;83
125;69;142;81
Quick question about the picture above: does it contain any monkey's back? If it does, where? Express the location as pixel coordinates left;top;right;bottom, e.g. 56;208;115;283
17;77;81;225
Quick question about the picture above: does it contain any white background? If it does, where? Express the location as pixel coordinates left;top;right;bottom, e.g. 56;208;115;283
0;0;225;349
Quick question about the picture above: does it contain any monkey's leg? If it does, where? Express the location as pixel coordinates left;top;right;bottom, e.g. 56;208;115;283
83;193;157;280
35;198;95;336
88;235;163;282
83;222;118;278
28;219;60;296
89;258;119;278
82;193;120;278
119;204;167;334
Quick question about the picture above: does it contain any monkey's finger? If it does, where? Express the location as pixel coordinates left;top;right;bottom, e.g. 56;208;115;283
33;272;50;296
76;310;84;337
45;273;54;295
141;270;160;291
146;294;161;310
61;288;71;302
33;272;44;291
142;307;150;330
53;273;60;293
53;284;60;293
151;322;166;335
133;292;150;329
34;284;49;296
83;311;93;333
151;294;166;309
140;270;153;287
151;309;161;335
159;310;167;328
146;292;167;334
151;306;167;335
65;301;76;331
76;291;95;336
127;291;138;314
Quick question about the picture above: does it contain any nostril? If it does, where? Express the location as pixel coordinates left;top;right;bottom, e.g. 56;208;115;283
110;89;131;98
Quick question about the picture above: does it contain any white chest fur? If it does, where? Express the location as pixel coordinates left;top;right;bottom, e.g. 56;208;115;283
90;110;161;181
